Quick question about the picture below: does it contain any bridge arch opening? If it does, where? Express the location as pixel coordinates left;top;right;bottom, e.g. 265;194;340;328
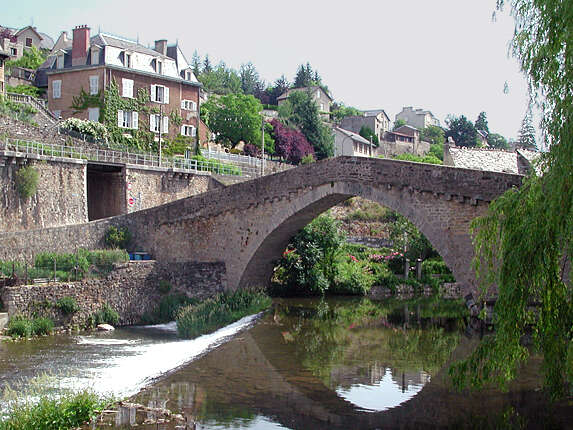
237;180;474;292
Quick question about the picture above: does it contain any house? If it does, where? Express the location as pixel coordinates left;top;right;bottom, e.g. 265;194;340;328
395;106;440;129
44;25;206;143
0;42;9;94
377;125;430;157
0;27;23;60
277;86;332;118
443;143;540;174
340;109;391;142
0;25;54;59
333;127;375;157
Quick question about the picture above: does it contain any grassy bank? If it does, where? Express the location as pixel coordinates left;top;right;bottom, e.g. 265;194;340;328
176;289;271;339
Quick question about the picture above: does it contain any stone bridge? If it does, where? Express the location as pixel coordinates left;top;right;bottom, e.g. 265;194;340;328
0;157;522;295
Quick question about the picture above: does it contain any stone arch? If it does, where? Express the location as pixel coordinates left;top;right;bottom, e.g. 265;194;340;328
238;180;484;294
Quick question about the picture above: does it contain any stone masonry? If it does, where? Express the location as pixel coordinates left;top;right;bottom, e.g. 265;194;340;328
0;156;523;296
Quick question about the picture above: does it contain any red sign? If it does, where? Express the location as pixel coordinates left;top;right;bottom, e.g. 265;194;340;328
128;197;135;206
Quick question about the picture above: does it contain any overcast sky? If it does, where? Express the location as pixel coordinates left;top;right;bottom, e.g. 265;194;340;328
4;0;531;139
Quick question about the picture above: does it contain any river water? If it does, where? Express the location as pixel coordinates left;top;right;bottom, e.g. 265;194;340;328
0;297;571;429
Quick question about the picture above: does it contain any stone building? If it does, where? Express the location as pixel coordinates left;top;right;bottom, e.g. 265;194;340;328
340;109;391;142
0;42;9;94
395;106;440;129
43;25;206;142
443;143;539;174
333;127;374;157
377;125;430;157
277;86;332;118
0;25;54;59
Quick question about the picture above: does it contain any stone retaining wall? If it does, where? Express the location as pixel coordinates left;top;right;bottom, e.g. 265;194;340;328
0;260;226;327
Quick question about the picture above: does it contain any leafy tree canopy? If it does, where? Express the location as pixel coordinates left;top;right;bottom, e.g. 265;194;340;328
199;62;241;95
487;132;509;150
270;118;314;164
293;62;330;95
445;115;479;147
359;125;379;146
278;90;334;160
517;106;537;150
240;62;263;96
6;46;47;71
475;111;489;133
420;125;445;146
331;103;362;123
393;119;406;130
450;0;573;399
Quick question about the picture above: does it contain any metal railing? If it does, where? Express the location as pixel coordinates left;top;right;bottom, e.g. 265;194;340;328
1;138;259;177
204;147;262;167
6;92;57;123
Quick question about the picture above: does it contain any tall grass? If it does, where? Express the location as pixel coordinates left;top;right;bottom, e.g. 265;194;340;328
176;289;271;339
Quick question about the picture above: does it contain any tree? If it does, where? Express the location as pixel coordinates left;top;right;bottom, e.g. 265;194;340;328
270;119;314;164
445;115;478;147
330;103;362;123
358;125;379;146
517;106;537;150
200;93;264;147
420;125;445;146
393;119;407;130
487;132;509;149
199;62;241;95
294;62;315;88
475;111;489;133
191;50;201;77
202;54;213;74
278;90;334;160
239;62;261;95
6;46;47;72
450;0;573;399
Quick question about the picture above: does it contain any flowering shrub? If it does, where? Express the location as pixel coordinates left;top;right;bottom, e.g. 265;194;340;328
61;117;110;140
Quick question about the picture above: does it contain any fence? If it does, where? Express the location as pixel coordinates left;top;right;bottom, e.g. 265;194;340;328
1;138;260;177
6;92;57;123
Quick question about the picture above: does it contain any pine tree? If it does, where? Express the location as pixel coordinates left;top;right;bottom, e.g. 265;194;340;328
475;111;489;133
191;50;201;77
203;54;213;74
517;106;537;150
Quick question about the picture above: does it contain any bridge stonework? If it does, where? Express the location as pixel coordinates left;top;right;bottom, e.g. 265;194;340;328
0;157;522;296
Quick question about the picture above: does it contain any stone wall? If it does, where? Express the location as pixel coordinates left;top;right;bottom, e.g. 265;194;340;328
0;157;88;232
0;260;226;327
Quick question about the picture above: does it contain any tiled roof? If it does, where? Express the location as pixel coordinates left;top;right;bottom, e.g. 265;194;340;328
335;127;372;145
447;146;519;174
91;33;171;59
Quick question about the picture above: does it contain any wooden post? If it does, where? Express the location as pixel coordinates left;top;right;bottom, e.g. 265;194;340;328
404;258;410;279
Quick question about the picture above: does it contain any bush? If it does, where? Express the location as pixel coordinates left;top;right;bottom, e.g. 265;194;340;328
0;95;38;123
332;260;375;295
90;303;120;327
105;226;131;249
85;249;129;272
176;289;271;339
60;117;109;140
6;84;42;97
158;280;172;294
55;296;80;315
14;166;39;199
301;154;315;164
422;258;452;276
6;316;33;338
31;317;54;335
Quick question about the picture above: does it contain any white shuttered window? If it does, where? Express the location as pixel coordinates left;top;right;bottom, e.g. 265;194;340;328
122;79;134;98
52;80;61;99
89;75;99;95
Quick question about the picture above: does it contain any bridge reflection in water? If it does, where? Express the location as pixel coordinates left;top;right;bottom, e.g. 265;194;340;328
106;298;569;430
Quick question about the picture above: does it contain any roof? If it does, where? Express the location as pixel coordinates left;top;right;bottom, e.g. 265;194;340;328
335;127;373;145
447;146;519;174
38;32;55;49
277;85;333;101
91;33;172;60
363;109;390;121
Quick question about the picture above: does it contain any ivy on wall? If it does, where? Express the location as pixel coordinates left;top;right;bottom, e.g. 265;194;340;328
70;89;103;114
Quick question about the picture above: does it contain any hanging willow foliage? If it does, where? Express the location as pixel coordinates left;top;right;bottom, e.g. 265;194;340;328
449;0;573;399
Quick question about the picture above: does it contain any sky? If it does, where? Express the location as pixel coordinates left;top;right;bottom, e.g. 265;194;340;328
4;0;532;139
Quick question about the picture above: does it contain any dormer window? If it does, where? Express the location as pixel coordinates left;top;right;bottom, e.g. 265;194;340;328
123;52;132;68
155;60;163;75
91;48;99;65
185;70;192;81
56;54;64;69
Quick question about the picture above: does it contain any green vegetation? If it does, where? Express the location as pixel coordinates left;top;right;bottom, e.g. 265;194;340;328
359;125;379;146
105;226;131;249
343;199;389;222
392;152;443;165
142;294;197;324
449;0;573;399
6;84;42;97
14;165;39;199
60;117;109;140
55;296;80;315
0;375;107;430
420;125;445;147
0;95;38;123
88;303;120;327
176;289;272;339
5;46;47;72
6;315;54;339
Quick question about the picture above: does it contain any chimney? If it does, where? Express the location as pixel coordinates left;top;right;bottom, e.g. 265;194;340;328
154;39;167;56
72;25;90;66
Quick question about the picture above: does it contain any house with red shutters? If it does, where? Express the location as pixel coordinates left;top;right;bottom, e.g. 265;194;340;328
41;25;208;143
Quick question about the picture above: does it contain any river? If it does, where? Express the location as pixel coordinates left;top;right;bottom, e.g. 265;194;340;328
0;297;571;429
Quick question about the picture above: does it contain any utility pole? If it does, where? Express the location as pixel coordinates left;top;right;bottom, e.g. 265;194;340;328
158;104;162;167
261;117;265;176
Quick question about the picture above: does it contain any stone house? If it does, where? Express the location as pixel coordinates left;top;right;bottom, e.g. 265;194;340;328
0;43;9;94
43;26;207;143
333;127;375;157
377;125;430;157
443;143;539;174
277;86;332;118
0;25;54;59
340;109;391;143
395;106;440;129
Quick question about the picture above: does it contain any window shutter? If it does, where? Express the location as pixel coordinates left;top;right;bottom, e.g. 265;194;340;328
149;114;155;132
192;101;197;111
191;126;196;137
163;116;169;133
150;85;156;102
132;111;139;129
117;110;123;127
164;87;170;104
180;125;185;135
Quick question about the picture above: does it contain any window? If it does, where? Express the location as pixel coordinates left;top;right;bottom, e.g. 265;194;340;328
181;100;197;111
150;114;168;133
150;84;169;104
91;48;99;65
52;80;61;99
155;60;163;75
56;54;64;69
88;107;100;122
25;38;32;47
117;110;138;129
181;125;196;137
185;70;192;80
10;47;17;56
89;75;99;95
122;79;134;98
123;53;132;68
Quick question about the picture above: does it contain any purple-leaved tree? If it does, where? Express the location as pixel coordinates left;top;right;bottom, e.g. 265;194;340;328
270;119;314;164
